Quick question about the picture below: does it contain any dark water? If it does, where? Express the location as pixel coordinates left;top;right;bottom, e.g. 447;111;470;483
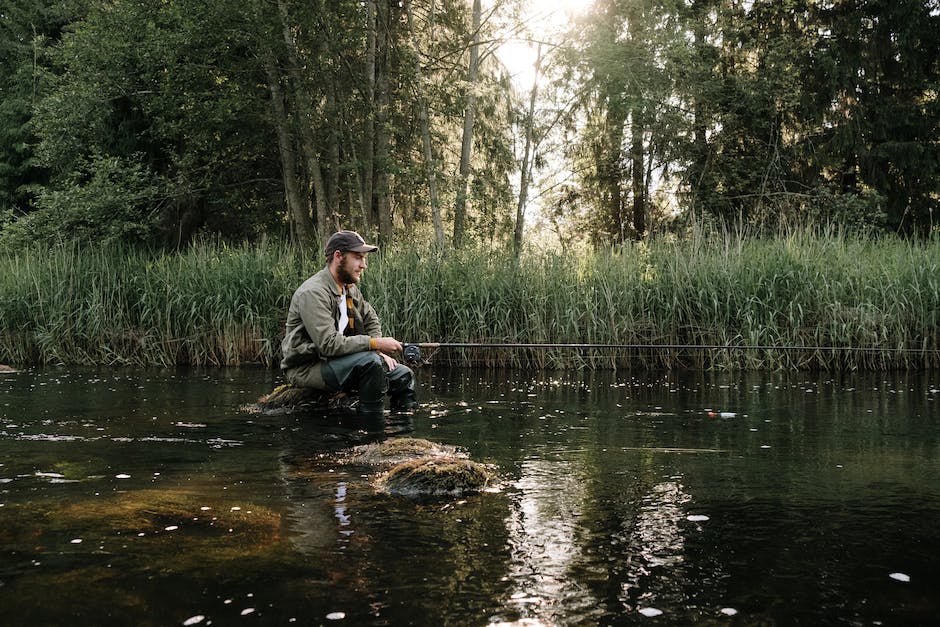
1;366;938;626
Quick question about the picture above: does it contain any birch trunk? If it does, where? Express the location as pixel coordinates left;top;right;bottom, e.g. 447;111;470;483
452;0;481;248
372;0;394;241
513;43;542;258
263;52;314;244
276;0;329;237
361;0;377;231
630;110;646;238
404;0;445;246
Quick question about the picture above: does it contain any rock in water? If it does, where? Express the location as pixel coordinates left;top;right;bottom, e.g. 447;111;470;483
346;437;465;465
376;457;495;497
0;364;16;374
242;384;349;415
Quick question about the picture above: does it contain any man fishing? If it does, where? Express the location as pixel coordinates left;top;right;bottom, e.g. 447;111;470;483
280;230;418;415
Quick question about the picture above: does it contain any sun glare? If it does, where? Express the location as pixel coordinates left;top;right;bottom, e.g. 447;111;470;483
495;0;593;89
527;0;593;26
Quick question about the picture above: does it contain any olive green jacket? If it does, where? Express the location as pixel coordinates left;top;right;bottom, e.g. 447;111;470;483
279;266;382;375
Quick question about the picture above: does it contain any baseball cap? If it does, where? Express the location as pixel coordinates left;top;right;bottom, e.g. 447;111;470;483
325;230;379;257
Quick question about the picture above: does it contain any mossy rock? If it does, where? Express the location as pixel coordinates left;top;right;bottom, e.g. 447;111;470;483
345;437;466;465
242;384;347;415
375;457;496;497
289;436;501;498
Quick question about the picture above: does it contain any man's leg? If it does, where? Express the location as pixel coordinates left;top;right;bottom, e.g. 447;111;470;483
322;351;387;415
388;363;418;411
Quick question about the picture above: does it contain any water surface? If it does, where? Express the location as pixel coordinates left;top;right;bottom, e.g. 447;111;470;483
1;366;938;625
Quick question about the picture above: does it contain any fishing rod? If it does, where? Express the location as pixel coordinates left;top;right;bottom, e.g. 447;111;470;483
401;341;939;366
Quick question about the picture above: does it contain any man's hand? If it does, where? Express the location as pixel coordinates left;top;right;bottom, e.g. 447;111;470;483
372;336;403;355
371;336;402;371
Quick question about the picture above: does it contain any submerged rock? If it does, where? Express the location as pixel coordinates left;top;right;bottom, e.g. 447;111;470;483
346;437;466;465
2;488;281;561
242;384;349;415
376;457;496;497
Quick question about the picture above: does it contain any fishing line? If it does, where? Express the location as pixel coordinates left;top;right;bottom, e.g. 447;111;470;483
402;342;939;366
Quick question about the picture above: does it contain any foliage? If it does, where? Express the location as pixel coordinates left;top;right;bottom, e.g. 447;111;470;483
0;0;83;218
0;153;166;247
556;0;940;239
26;0;279;247
0;0;938;249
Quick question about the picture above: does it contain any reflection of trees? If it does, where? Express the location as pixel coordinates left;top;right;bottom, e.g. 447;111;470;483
633;482;690;569
502;459;600;623
610;478;698;614
500;452;707;623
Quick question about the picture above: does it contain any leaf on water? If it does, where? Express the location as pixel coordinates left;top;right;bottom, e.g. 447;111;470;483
638;607;663;617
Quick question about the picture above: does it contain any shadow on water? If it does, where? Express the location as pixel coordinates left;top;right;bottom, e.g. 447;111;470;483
1;365;939;625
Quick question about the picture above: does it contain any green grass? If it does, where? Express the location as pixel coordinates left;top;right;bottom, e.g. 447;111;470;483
1;228;938;370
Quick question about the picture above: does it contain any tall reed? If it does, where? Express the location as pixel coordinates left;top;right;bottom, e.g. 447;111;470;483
1;228;937;370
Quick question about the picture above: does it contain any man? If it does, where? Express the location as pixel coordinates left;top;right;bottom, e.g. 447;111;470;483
280;230;417;415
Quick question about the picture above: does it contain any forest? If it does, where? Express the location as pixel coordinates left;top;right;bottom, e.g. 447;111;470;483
1;0;938;253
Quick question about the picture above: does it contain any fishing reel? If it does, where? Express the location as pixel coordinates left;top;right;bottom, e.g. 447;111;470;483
403;344;425;367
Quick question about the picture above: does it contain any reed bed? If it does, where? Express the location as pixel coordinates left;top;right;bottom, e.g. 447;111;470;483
1;229;937;370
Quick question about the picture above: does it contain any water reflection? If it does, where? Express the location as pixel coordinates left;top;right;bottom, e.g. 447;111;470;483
278;411;397;555
503;459;596;623
1;367;939;625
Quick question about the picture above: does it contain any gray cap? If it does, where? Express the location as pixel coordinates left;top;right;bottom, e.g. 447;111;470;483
325;230;378;257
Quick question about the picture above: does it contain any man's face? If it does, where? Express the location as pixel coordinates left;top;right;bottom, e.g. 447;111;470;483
336;251;368;284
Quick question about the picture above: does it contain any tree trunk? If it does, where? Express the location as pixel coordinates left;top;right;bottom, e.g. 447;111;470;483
372;0;394;242
263;51;314;244
513;42;542;258
452;0;481;248
276;0;328;238
361;0;377;232
326;89;341;224
404;0;445;246
603;100;626;243
630;109;646;238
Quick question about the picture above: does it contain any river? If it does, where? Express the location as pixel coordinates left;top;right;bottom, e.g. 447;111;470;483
1;366;938;625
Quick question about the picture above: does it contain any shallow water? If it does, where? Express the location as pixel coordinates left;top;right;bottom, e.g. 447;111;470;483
1;366;938;626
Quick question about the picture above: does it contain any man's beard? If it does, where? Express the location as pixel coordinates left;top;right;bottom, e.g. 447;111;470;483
336;259;359;285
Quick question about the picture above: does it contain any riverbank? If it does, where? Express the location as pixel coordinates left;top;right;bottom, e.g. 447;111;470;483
1;229;937;369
